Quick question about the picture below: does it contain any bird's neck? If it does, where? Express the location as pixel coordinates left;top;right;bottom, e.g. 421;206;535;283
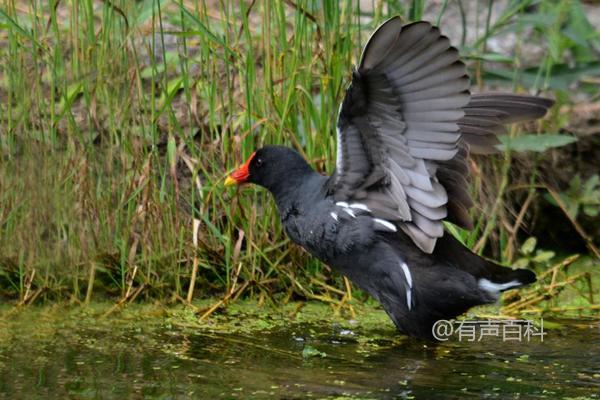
269;168;326;212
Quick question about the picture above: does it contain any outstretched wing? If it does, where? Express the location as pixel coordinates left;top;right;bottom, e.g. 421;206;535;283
329;17;553;253
331;18;469;253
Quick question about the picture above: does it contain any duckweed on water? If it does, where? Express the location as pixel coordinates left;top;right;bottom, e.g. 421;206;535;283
0;301;598;398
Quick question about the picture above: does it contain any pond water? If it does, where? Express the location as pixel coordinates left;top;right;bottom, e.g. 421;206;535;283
0;306;598;399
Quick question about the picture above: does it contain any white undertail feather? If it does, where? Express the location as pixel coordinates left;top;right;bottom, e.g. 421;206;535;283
330;212;339;222
373;218;397;232
406;290;412;311
335;201;349;208
478;279;520;296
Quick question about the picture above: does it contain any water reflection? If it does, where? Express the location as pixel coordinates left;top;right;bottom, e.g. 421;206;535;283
0;319;598;398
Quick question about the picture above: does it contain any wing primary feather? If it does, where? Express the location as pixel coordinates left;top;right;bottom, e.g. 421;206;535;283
332;17;553;253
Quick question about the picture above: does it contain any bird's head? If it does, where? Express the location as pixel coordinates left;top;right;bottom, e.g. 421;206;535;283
225;145;312;194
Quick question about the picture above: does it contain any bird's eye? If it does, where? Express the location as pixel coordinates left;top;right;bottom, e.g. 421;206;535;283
255;157;264;167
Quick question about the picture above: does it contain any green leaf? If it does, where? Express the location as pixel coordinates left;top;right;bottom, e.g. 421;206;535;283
483;62;600;90
566;1;600;62
57;81;84;116
140;51;178;79
0;8;44;51
521;237;537;255
532;250;555;263
167;135;176;170
547;30;566;62
467;52;515;63
517;13;556;29
514;258;530;268
566;201;579;219
570;174;582;192
178;6;235;58
498;134;577;152
443;221;467;245
302;345;326;359
583;175;599;196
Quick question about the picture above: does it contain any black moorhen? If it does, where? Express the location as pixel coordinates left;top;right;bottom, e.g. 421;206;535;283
225;17;553;339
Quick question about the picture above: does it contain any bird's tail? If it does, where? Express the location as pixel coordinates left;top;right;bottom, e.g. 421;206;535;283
475;259;536;299
434;233;536;299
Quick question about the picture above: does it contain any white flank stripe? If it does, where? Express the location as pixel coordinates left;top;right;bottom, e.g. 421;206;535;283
330;212;339;222
373;218;397;232
335;125;343;174
478;279;520;294
336;201;349;208
406;289;412;311
400;262;413;288
349;203;371;212
342;208;356;218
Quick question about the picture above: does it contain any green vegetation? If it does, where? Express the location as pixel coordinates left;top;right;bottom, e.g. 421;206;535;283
0;0;598;320
1;301;597;398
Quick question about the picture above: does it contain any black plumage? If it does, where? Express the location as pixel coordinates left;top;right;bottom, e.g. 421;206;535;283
226;18;552;339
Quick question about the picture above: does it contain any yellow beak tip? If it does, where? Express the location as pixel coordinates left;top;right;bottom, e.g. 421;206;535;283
224;176;237;186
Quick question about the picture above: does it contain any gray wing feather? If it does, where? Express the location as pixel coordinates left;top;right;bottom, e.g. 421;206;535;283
332;17;554;253
459;93;555;154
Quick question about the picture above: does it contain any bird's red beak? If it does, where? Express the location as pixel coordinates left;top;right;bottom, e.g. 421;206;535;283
225;151;256;186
